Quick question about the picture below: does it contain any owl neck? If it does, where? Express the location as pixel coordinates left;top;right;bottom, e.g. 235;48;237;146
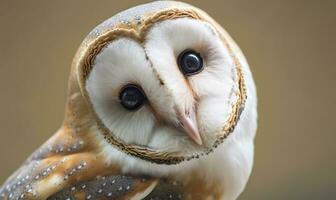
97;127;253;200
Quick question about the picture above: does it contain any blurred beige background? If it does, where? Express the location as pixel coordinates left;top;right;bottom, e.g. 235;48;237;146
0;0;335;199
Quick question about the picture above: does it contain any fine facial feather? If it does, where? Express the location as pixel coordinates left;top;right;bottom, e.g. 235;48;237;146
86;39;157;146
0;1;257;200
144;18;239;145
87;18;240;153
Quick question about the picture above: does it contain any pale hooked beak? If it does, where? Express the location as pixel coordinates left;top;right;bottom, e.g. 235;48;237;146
177;110;203;145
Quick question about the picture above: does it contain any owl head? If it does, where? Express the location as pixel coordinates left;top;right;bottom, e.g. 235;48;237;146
66;1;249;165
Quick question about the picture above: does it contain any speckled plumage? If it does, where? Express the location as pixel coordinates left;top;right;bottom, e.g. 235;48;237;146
0;1;257;200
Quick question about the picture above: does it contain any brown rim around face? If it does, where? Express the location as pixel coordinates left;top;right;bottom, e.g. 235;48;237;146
78;9;247;165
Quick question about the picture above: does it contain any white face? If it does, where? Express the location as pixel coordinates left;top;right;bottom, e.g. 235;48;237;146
86;18;239;154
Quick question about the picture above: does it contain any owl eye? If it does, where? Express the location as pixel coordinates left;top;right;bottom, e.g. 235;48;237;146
177;50;204;75
119;84;146;111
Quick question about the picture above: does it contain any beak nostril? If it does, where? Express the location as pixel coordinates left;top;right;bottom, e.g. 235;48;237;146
177;121;183;127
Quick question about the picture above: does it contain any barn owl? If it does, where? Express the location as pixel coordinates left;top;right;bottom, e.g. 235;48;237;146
0;1;257;200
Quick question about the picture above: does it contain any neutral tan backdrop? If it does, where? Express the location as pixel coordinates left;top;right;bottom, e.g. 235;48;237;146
0;0;335;199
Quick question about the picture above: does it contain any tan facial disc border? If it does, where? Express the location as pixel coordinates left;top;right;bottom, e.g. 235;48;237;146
78;9;247;165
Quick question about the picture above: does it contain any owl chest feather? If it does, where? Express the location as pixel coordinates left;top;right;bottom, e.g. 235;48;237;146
0;125;251;200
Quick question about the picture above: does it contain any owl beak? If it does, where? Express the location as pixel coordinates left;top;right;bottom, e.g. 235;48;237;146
178;111;203;146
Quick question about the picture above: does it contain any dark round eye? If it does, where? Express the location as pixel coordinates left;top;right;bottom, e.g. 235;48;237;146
119;84;145;111
177;50;204;75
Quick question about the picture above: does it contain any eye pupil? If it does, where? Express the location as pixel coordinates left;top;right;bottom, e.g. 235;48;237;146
119;85;145;111
178;50;203;75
